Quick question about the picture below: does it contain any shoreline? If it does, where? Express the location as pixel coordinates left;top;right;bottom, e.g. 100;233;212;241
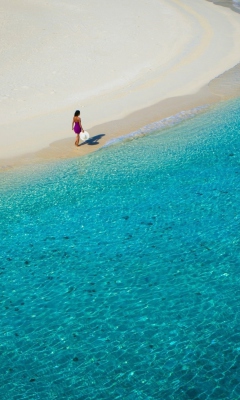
207;0;240;14
1;0;240;171
1;61;240;172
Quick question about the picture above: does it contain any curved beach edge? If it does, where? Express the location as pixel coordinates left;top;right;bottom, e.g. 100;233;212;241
0;0;240;170
1;61;240;172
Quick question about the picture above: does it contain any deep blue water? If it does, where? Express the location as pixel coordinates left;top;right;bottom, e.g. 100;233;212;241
0;98;240;399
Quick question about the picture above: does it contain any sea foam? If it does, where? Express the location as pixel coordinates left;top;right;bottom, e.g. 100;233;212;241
103;105;209;148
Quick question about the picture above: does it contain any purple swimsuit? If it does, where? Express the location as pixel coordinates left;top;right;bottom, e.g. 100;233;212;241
74;121;81;134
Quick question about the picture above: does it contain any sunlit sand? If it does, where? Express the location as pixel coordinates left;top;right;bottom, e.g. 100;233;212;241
0;0;240;166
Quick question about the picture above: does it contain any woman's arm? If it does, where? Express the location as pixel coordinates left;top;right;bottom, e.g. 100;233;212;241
72;117;74;130
79;117;84;132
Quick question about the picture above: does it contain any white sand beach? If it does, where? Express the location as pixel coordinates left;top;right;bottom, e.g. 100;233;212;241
0;0;240;166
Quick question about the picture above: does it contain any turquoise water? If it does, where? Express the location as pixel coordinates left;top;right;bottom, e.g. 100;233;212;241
0;98;240;399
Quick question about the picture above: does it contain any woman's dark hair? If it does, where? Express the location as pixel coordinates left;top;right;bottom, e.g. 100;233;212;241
74;110;80;117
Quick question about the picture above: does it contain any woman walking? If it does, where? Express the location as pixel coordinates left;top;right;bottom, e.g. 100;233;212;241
72;110;84;146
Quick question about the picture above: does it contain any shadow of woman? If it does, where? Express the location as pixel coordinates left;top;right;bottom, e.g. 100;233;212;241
80;134;105;146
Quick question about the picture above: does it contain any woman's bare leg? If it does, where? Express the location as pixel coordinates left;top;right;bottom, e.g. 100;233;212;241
75;134;79;146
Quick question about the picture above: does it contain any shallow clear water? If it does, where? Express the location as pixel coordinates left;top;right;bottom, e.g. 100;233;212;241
0;98;240;399
207;0;240;13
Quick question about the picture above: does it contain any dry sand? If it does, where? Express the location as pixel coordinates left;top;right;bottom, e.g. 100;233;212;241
0;0;240;169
